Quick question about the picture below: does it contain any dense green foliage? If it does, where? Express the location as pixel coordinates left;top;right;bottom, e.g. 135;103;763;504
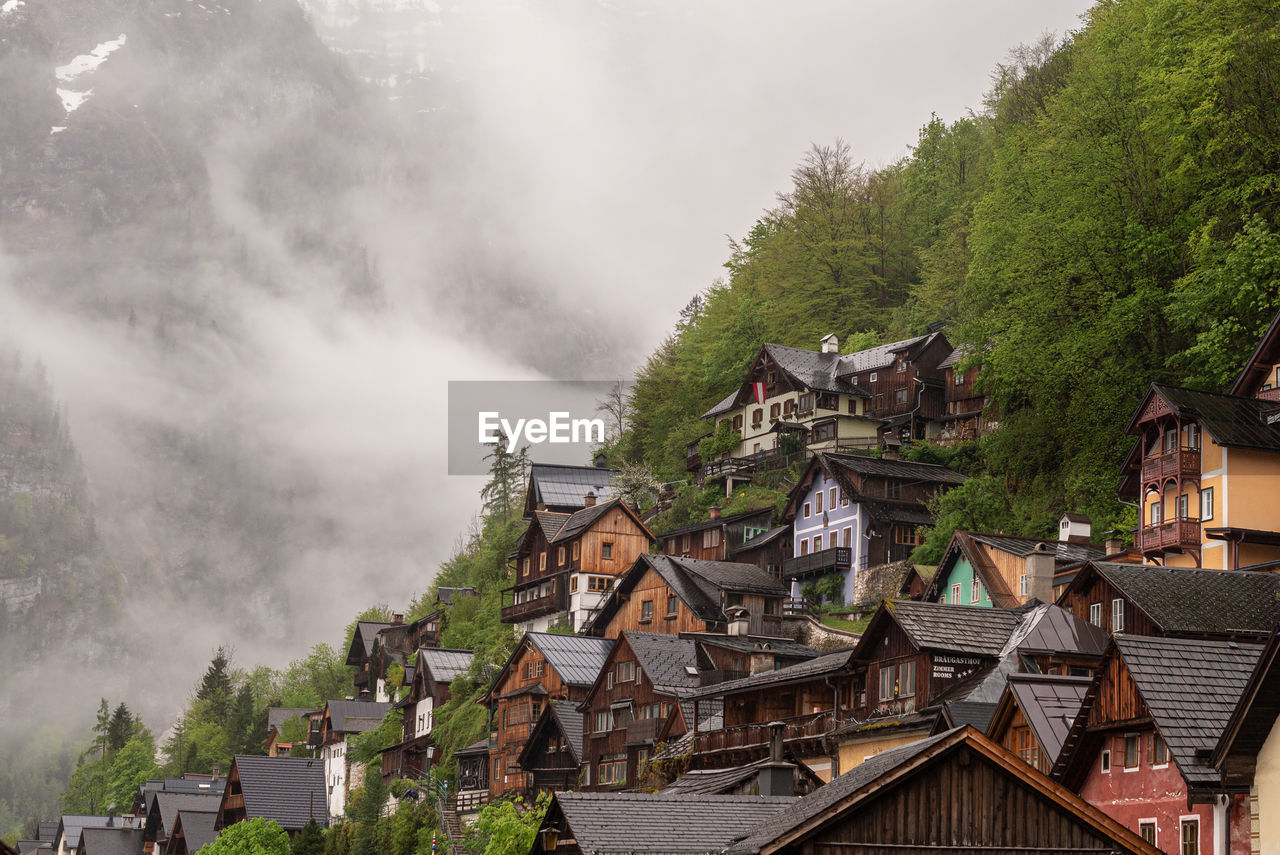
200;817;291;855
60;701;160;815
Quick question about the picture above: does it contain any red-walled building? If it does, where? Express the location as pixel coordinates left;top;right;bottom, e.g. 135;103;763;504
1052;635;1261;854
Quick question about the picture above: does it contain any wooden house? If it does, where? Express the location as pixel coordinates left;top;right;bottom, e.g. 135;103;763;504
1052;636;1261;854
53;817;124;855
480;632;613;797
74;827;142;855
504;498;655;633
583;554;789;639
1055;561;1280;640
692;332;952;478
722;726;1162;855
937;344;999;444
453;738;490;816
729;525;793;580
345;619;393;700
382;647;473;780
215;755;327;833
317;700;391;819
523;462;619;517
367;612;442;696
659;507;775;562
1118;312;1280;568
264;707;313;759
579;632;703;791
986;673;1091;776
1213;629;1280;851
162;810;216;855
926;526;1104;609
661;755;826;797
781;453;965;603
516;700;585;795
140;790;221;854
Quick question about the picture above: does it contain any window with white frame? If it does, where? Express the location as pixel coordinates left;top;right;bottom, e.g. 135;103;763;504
804;502;811;518
1177;493;1190;519
1201;486;1214;521
813;535;822;552
1100;749;1111;773
1019;574;1028;597
951;584;961;604
1089;602;1102;626
972;579;981;604
815;491;824;514
829;486;837;510
842;526;852;548
1150;500;1163;525
1139;820;1156;847
1112;598;1125;632
1180;817;1199;855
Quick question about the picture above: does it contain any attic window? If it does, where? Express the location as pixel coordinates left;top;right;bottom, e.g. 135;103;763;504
869;372;878;383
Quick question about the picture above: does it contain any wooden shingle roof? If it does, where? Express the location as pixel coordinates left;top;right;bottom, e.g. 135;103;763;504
1083;562;1280;637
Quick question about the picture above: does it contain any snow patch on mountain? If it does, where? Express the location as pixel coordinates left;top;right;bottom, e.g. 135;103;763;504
1;0;25;16
56;34;127;82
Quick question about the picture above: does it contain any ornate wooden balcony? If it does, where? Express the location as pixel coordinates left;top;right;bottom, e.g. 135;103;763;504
692;710;835;760
500;586;568;624
1139;519;1201;553
1259;387;1280;402
783;547;852;580
1141;448;1201;485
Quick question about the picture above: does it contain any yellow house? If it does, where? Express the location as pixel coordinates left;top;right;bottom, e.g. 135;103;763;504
1120;312;1280;569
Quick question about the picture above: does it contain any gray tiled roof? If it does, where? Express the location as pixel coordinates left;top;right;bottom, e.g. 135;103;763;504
528;632;615;688
528;463;619;511
691;648;855;699
77;827;142;855
1117;635;1263;789
151;792;222;839
624;632;702;697
687;633;821;660
886;600;1026;657
1005;675;1091;766
57;817;117;851
727;731;952;854
536;511;570;541
171;810;217;854
346;621;393;665
1139;385;1280;452
823;452;968;486
324;700;391;734
968;533;1104;564
731;525;789;555
942;700;998;733
548;700;586;762
676;557;789;597
1005;603;1109;658
230;755;327;830
38;823;57;842
267;708;315;731
549;792;797;854
418;648;474;686
551;500;630;543
1090;562;1280;636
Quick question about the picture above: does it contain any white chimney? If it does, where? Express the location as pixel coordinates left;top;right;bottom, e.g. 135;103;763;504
1059;513;1092;544
820;333;839;354
1025;542;1055;604
726;606;750;636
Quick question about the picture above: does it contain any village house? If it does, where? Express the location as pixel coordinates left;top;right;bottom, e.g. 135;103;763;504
781;453;965;603
345;618;396;701
936;344;1000;445
1052;635;1260;855
139;789;221;854
481;632;613;798
515;700;585;795
659;507;775;562
503;497;655;633
582;554;790;639
986;673;1093;776
265;707;314;759
453;738;491;817
74;826;142;855
523;462;619;517
316;699;391;819
1055;561;1280;640
1213;629;1280;853
162;810;217;855
729;525;794;580
925;522;1106;608
215;755;327;834
382;647;474;780
1118;309;1280;569
689;332;954;481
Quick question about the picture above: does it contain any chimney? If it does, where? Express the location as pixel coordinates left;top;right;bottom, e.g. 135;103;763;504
709;504;722;520
820;333;839;354
594;451;608;468
882;443;899;460
756;721;798;796
1025;542;1055;603
726;606;750;636
583;490;597;507
1104;536;1125;556
392;613;404;624
749;651;776;675
1059;513;1092;544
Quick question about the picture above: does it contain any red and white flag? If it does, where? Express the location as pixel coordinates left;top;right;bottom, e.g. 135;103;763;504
753;381;767;404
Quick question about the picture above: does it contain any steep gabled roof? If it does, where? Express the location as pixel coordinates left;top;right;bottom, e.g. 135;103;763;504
938;700;998;733
731;525;790;556
856;600;1026;659
527;632;615;687
662;756;824;796
677;557;789;596
417;648;474;686
1214;629;1280;785
659;507;774;540
56;817;117;852
221;756;327;831
345;620;393;666
324;700;391;734
168;810;217;855
1068;561;1280;637
524;463;619;515
690;648;855;700
623;632;702;697
1005;603;1109;658
148;791;223;841
518;699;586;770
1127;384;1280;452
534;792;798;855
549;498;654;545
997;674;1091;766
1230;309;1280;396
76;828;142;855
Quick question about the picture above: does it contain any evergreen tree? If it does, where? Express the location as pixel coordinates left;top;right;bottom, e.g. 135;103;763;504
291;819;325;855
196;647;234;722
106;703;133;753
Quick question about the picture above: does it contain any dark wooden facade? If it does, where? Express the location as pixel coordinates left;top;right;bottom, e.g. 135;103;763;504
1056;566;1159;639
661;508;775;562
852;615;987;720
517;703;582;794
484;644;580;797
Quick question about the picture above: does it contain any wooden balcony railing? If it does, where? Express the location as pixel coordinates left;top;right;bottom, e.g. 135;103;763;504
1258;387;1280;402
783;547;853;579
500;581;568;624
624;717;664;745
1141;448;1201;484
1139;519;1201;553
692;710;835;757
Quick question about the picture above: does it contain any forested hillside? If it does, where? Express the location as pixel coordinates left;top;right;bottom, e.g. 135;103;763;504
616;0;1280;558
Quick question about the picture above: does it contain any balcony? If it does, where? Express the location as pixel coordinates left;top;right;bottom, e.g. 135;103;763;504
692;710;835;759
500;579;568;624
783;547;852;580
1139;519;1201;553
1141;448;1201;485
624;717;664;746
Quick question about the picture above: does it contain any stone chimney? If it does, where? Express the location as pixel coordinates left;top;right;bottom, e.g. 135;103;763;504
1025;542;1056;603
392;613;404;624
583;490;596;507
882;443;900;460
820;333;839;354
749;650;776;675
709;504;722;520
756;721;798;796
1104;536;1125;556
1059;513;1092;544
594;451;608;468
726;606;750;636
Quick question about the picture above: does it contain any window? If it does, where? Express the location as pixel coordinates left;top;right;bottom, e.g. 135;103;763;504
783;399;794;415
570;575;579;593
842;526;852;547
667;594;678;616
848;398;857;414
950;583;962;604
522;558;530;577
811;420;837;443
1201;487;1214;521
752;408;763;427
898;661;916;697
1019;574;1028;597
886;481;901;500
539;553;546;572
681;534;690;553
1112;598;1125;633
829;486;837;510
493;756;502;782
770;403;780;419
611;705;632;729
588;576;613;592
572;541;580;561
1186;423;1200;449
840;490;849;508
557;546;566;566
896;358;907;373
1100;749;1111;773
525;660;545;679
733;414;743;431
1181;818;1199;855
895;388;909;404
798;393;814;412
1124;734;1139;769
815;491;824;514
1139;821;1156;846
816;392;838;410
1089;602;1102;627
1014;726;1039;768
869;371;878;383
598;754;626;786
616;661;636;682
1151;733;1169;766
640;600;654;621
804;502;812;518
954;370;965;385
595;711;611;733
814;535;822;552
972;579;981;604
1177;493;1189;519
894;525;923;546
743;525;767;542
800;539;809;557
703;528;721;549
879;666;894;700
1163;430;1177;453
601;542;614;559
